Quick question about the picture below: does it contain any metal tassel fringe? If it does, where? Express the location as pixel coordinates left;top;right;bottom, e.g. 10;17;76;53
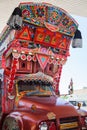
7;7;22;30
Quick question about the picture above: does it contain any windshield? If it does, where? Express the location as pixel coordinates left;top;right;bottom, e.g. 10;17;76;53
16;80;55;97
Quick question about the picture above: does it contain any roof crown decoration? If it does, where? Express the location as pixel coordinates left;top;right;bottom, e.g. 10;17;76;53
19;2;78;36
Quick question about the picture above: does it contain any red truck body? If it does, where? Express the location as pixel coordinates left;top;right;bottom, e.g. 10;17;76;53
0;2;83;130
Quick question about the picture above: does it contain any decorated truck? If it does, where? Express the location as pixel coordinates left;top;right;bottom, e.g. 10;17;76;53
0;2;83;130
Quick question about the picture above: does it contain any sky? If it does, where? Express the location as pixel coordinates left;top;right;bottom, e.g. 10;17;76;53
0;3;87;94
59;15;87;94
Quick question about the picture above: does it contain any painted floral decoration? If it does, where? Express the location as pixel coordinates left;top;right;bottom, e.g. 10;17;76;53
36;7;45;17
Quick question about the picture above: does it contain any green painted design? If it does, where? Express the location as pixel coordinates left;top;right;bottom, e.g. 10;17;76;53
44;35;50;43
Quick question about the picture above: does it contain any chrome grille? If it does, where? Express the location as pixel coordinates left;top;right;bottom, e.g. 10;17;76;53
60;116;79;130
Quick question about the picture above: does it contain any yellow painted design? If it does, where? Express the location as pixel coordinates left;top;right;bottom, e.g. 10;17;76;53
60;122;78;129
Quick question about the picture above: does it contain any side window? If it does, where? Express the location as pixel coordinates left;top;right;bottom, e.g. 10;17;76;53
46;63;59;76
19;60;27;70
49;64;53;71
22;62;26;68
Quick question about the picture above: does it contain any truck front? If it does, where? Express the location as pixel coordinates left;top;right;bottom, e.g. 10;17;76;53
2;72;81;130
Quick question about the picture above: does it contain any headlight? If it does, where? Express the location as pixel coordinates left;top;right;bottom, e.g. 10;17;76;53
2;116;20;130
39;122;48;130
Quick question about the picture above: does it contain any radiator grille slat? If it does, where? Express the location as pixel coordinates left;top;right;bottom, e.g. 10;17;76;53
60;116;79;130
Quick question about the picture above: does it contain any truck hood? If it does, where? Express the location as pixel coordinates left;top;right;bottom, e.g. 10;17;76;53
18;96;79;118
